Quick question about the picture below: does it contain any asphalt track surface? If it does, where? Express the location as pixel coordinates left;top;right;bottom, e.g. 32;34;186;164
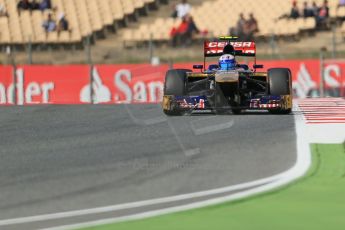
0;105;296;229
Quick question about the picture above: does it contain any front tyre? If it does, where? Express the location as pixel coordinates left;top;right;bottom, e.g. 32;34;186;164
163;69;191;116
268;68;292;115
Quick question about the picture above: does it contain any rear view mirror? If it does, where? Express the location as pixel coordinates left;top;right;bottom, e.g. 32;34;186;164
193;65;204;69
253;64;264;69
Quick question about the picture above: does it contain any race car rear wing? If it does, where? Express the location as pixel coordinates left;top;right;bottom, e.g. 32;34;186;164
204;41;256;57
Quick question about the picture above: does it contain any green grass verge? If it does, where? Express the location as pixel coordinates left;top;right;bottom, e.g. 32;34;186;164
83;143;345;230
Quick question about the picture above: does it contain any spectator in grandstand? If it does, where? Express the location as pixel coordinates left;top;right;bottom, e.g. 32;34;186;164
17;0;32;13
316;0;329;29
0;3;8;17
303;1;314;17
172;0;191;19
229;13;249;40
170;15;189;47
40;0;52;11
322;0;330;16
42;13;56;32
229;13;247;39
31;0;40;10
290;1;300;19
311;1;319;16
184;15;200;45
57;13;69;32
244;13;259;41
278;1;303;20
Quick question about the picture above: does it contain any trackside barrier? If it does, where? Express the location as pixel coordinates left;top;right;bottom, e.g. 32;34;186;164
0;60;344;105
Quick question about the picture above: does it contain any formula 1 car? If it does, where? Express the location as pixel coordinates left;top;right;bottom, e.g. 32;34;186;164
162;36;292;115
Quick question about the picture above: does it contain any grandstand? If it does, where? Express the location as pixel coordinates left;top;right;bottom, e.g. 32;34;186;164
1;0;345;48
123;0;345;46
0;0;163;46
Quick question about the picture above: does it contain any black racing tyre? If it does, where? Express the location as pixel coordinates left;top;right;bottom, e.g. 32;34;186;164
163;69;191;116
268;68;291;96
164;69;191;96
268;68;292;114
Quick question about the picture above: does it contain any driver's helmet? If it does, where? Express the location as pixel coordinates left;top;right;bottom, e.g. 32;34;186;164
219;54;236;71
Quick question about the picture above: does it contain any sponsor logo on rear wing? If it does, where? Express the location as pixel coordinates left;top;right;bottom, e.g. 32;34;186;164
204;41;256;57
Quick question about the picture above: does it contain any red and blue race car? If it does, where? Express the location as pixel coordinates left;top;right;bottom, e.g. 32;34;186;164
162;36;292;115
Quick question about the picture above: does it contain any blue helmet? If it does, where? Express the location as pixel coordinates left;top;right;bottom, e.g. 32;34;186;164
219;54;236;71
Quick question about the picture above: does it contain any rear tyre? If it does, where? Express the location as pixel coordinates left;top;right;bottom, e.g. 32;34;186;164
163;69;191;116
268;68;292;115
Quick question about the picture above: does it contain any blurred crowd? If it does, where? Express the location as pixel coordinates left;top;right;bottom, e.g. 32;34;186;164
14;0;69;34
169;0;258;45
17;0;52;12
284;0;334;29
2;0;343;46
166;0;345;46
170;14;203;47
229;13;259;41
42;12;69;33
170;0;207;47
0;0;70;33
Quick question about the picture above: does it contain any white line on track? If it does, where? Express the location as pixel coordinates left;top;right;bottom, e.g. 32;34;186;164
0;174;279;226
0;103;311;230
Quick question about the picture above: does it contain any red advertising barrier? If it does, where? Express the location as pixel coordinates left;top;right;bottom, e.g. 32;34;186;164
0;60;344;105
0;64;168;105
92;65;167;104
0;66;14;105
21;65;89;104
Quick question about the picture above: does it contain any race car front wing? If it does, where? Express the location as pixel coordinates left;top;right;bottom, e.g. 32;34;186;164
162;95;292;112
